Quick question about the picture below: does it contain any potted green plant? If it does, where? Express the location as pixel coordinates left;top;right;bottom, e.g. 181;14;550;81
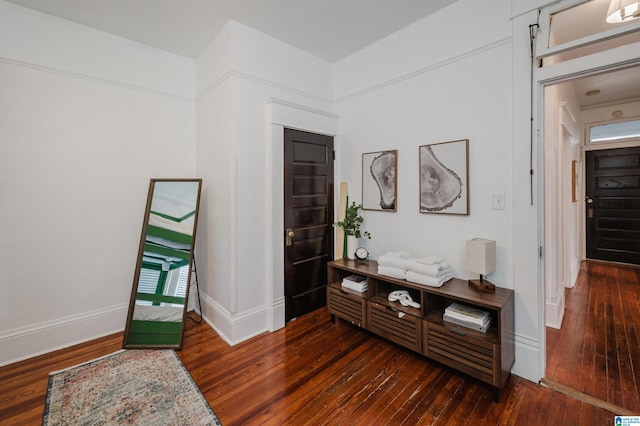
334;202;371;259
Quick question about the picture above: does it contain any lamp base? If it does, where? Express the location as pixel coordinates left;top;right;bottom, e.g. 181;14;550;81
468;279;495;292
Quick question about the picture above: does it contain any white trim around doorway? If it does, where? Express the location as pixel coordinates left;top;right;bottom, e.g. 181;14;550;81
534;33;640;383
265;98;340;331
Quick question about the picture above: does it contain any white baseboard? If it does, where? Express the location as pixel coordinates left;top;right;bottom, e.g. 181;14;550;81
570;259;580;288
0;291;281;367
513;332;540;383
198;291;271;346
545;287;565;329
270;296;285;332
0;304;128;367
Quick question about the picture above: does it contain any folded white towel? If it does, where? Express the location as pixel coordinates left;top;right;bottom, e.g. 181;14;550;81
412;266;452;279
377;254;412;269
406;259;451;277
406;271;452;287
415;256;443;265
377;266;407;280
386;250;412;259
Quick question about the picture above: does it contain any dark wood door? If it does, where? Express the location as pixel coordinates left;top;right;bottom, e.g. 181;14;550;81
284;128;334;321
585;146;640;265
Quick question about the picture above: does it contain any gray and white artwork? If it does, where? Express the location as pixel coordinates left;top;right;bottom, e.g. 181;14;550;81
419;140;469;215
362;150;397;211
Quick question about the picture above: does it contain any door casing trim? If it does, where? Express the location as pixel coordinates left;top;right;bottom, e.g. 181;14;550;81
535;39;640;383
266;98;339;331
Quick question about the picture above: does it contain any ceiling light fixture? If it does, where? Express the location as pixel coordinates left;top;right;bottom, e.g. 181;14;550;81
606;0;640;23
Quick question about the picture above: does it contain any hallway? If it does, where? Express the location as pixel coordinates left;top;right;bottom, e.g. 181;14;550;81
546;261;640;414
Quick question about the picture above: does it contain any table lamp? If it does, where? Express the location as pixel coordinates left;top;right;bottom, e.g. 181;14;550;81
466;238;496;292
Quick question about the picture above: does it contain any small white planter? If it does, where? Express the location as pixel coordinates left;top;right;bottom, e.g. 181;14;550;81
346;235;358;260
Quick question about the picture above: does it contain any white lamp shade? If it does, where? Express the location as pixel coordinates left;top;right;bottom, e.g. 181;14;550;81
466;238;496;276
607;0;640;23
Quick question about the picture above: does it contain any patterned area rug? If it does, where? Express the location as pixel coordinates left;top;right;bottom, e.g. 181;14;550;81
43;349;221;425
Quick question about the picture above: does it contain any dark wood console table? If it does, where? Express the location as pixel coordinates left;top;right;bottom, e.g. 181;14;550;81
327;259;515;400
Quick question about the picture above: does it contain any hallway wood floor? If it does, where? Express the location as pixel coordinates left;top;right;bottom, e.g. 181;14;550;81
546;260;640;414
2;306;618;425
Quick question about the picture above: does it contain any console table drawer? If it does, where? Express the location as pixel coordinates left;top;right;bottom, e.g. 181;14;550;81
368;302;421;352
424;321;498;386
327;284;366;327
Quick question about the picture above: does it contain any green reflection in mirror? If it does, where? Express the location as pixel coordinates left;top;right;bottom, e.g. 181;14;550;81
123;178;202;349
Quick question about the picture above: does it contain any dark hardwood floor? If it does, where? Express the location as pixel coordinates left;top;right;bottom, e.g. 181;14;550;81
1;305;618;425
546;260;640;415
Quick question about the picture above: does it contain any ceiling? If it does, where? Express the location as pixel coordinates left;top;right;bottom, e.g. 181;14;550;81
4;0;458;62
5;0;640;107
570;66;640;107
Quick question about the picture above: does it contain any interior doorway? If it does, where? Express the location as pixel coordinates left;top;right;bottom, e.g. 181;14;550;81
266;99;339;332
541;58;640;414
283;128;334;322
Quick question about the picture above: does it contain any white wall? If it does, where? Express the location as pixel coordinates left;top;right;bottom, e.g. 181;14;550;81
543;82;581;329
5;0;614;385
0;0;545;384
510;6;548;383
334;0;544;382
0;1;196;365
195;21;335;344
194;22;235;339
335;0;513;279
582;100;640;131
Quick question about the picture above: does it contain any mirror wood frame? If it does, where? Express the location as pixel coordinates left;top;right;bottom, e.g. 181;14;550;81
123;178;202;349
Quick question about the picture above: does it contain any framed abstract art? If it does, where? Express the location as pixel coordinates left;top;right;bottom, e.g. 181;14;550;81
419;139;469;215
362;150;397;211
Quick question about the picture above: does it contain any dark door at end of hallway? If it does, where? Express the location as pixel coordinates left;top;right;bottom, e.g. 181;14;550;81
585;146;640;265
284;128;334;322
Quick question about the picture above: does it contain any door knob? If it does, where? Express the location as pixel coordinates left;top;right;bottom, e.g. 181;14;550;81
585;196;594;219
286;229;295;246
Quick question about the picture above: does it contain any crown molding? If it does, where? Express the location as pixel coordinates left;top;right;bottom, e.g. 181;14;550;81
0;56;193;102
335;37;512;104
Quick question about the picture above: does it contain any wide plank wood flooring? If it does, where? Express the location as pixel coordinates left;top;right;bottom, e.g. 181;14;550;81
1;307;617;425
546;260;640;414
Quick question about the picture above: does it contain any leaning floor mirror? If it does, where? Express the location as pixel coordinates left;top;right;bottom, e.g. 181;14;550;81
123;178;202;349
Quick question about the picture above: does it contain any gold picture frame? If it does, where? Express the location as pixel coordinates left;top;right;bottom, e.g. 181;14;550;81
572;160;578;202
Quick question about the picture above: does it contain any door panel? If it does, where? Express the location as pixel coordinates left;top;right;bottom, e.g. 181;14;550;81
284;129;334;321
293;176;328;195
293;206;327;228
585;146;640;265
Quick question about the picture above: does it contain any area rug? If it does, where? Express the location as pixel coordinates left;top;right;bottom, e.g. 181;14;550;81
43;349;221;425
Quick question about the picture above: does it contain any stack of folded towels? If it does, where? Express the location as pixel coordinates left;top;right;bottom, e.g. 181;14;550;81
377;250;412;279
405;256;453;287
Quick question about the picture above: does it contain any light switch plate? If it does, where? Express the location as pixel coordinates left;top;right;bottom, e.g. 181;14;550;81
492;193;505;210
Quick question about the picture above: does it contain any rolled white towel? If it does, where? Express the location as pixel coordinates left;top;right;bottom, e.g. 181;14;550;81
386;250;412;259
406;271;452;287
415;256;443;265
377;254;411;269
406;259;451;277
377;265;407;280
